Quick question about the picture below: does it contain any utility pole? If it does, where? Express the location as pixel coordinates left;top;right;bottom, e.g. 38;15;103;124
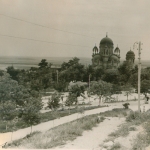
89;74;91;89
56;70;58;84
89;74;91;102
138;42;142;112
134;42;142;112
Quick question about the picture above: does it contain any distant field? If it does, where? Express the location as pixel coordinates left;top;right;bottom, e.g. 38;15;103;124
0;56;149;70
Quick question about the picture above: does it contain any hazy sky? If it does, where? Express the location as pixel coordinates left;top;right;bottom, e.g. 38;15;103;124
0;0;150;60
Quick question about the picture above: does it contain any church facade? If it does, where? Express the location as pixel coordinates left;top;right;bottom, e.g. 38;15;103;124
92;34;136;70
92;35;120;69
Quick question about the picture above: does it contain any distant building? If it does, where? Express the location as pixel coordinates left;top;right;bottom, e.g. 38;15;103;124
92;34;120;70
125;48;135;67
91;34;136;70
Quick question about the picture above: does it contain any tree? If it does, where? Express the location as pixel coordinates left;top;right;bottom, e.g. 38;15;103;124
129;67;150;89
65;93;77;106
6;66;20;81
111;84;122;94
0;101;18;130
22;99;42;134
90;80;112;106
102;69;119;84
83;65;94;82
53;81;68;92
141;80;150;94
38;59;48;69
0;70;4;80
0;74;18;103
122;84;133;101
60;57;85;82
93;67;104;81
65;84;85;106
47;92;60;110
118;61;133;84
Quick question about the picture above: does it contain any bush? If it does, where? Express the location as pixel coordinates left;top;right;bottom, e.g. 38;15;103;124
47;92;60;110
123;103;130;109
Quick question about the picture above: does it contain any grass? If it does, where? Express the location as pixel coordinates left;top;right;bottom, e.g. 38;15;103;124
132;120;150;149
0;105;105;133
110;142;121;150
6;114;105;149
109;124;130;138
5;108;130;148
126;110;150;125
132;133;149;150
99;108;129;118
104;110;150;150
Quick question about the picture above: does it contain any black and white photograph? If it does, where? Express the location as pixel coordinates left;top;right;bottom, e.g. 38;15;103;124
0;0;150;149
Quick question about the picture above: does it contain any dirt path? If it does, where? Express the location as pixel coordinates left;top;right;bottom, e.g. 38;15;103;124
0;100;149;148
54;117;125;150
0;105;115;147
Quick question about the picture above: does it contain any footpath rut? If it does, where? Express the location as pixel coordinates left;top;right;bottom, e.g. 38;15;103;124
54;117;125;150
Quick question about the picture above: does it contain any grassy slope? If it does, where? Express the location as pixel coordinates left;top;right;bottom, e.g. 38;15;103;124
6;108;129;149
0;105;104;133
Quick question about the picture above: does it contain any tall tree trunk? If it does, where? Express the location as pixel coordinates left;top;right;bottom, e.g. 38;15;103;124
30;125;32;134
6;123;8;131
99;96;102;106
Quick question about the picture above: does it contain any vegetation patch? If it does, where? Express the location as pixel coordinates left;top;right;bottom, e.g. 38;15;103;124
110;142;121;150
100;108;129;118
132;120;150;149
105;111;150;150
6;114;105;149
126;111;150;125
0;105;105;133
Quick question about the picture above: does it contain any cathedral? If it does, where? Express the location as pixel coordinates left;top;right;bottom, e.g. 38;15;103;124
92;34;135;70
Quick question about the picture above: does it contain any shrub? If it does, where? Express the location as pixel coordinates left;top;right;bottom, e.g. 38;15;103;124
123;103;130;109
47;92;60;110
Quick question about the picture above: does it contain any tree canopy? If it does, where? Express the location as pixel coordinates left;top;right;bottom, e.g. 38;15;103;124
90;80;112;105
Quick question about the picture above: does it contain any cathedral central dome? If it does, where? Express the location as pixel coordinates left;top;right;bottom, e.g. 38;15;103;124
100;35;113;45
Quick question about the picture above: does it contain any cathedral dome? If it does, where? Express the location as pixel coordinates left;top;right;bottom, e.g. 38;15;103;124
93;45;98;53
114;46;120;53
126;50;135;60
100;35;113;45
93;46;98;51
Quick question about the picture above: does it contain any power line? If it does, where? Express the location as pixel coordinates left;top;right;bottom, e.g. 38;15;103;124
0;14;142;39
0;13;96;39
0;33;91;48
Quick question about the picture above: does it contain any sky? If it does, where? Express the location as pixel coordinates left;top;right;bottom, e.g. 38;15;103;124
0;0;150;61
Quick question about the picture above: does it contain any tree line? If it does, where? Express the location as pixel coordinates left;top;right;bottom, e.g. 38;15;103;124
0;57;150;134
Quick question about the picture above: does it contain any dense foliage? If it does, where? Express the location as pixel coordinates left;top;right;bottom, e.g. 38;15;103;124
1;56;150;134
47;92;60;110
